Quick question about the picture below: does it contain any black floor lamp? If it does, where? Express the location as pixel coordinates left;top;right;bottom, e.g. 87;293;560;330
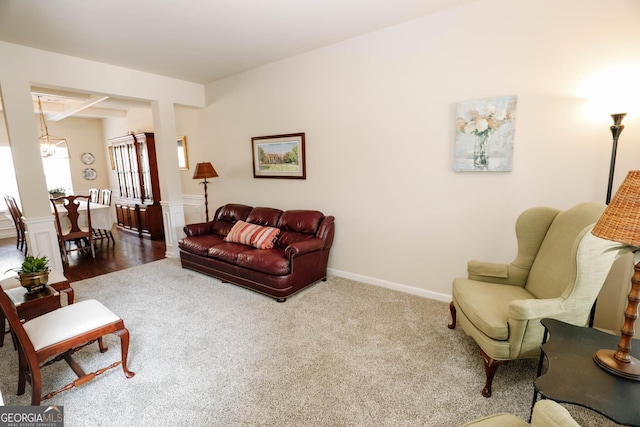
590;113;627;328
606;113;626;204
193;162;218;222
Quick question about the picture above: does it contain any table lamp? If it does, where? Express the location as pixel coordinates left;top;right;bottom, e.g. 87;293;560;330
192;162;218;222
591;170;640;380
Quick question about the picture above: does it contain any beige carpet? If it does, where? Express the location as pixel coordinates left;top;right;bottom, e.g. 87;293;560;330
0;258;619;426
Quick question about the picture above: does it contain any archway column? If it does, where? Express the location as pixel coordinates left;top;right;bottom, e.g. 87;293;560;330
0;76;63;271
151;99;185;257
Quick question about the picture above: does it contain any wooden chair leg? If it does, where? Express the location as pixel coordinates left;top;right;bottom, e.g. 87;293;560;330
98;337;108;353
115;327;135;379
448;301;457;329
481;349;508;397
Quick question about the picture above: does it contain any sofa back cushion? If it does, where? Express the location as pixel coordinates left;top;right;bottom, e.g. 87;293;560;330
246;207;283;227
212;204;253;235
276;210;324;246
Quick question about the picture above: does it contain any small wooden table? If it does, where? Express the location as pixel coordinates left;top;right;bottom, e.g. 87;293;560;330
0;270;73;347
534;318;640;426
6;285;61;321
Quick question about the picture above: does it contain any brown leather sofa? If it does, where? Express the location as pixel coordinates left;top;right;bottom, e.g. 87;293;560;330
179;203;335;301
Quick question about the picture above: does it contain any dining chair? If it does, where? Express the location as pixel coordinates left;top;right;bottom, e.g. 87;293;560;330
100;188;112;206
4;195;27;254
88;188;100;204
0;290;135;405
50;195;95;263
92;189;115;242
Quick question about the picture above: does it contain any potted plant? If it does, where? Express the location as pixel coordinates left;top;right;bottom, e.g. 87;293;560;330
5;255;50;293
48;188;66;199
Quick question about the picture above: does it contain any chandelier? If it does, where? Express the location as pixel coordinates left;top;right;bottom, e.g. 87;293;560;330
37;95;69;158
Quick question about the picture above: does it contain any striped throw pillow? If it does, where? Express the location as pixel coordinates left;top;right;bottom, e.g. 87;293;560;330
224;220;280;249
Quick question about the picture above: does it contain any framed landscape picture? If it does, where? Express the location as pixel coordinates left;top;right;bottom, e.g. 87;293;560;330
252;133;306;179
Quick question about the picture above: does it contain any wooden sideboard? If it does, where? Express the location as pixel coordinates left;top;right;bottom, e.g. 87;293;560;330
109;132;164;240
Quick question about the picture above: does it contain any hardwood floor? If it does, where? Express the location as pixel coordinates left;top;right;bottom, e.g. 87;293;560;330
0;227;166;283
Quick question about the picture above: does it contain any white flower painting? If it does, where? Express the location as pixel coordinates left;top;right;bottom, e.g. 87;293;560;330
454;95;517;172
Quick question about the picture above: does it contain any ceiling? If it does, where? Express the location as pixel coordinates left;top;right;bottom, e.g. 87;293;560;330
0;0;475;118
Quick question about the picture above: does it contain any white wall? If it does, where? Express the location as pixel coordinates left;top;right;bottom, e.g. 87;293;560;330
197;0;640;300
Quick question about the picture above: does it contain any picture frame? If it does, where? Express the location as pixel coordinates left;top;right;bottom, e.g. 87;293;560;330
454;95;517;172
251;133;306;179
177;136;189;170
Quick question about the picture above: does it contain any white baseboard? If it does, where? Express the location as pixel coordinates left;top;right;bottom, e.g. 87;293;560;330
327;268;452;303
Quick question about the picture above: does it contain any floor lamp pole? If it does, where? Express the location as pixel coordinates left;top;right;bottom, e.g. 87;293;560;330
606;113;626;205
591;113;627;328
202;178;210;222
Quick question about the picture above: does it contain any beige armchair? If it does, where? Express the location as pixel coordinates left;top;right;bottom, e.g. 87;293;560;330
449;202;628;397
461;399;579;427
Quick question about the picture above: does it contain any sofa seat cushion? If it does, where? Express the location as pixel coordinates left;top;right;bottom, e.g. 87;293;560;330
453;278;535;340
179;234;225;256
236;247;289;275
207;242;253;263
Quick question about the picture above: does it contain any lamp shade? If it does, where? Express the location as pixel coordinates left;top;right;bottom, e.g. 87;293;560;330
592;170;640;247
192;162;218;180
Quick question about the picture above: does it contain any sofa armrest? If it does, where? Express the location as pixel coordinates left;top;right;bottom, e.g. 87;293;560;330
183;221;215;237
285;238;324;258
316;216;335;249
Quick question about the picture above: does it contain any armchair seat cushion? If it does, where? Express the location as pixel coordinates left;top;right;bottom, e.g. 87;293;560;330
24;299;120;351
454;279;534;340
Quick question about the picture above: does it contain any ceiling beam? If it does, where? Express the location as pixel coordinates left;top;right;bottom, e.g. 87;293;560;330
48;96;109;122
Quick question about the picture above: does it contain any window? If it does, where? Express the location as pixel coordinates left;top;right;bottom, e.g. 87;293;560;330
0;146;73;211
0;146;19;211
41;147;73;195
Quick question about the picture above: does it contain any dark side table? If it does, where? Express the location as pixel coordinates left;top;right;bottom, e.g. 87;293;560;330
534;318;640;426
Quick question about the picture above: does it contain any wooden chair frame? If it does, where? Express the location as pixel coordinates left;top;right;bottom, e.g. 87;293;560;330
0;291;134;405
4;194;27;254
50;195;96;263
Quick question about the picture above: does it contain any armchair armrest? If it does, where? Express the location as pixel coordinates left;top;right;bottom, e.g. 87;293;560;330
467;260;529;287
183;222;215;237
509;298;564;320
285;238;324;258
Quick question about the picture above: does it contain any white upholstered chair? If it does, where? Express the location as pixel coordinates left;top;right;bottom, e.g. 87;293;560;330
449;202;628;397
461;399;579;427
0;291;135;405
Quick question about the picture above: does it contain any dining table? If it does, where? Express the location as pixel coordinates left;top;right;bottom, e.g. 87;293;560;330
51;201;117;231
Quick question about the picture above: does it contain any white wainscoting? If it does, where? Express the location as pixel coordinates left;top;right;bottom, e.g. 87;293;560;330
0;211;15;239
183;194;204;225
